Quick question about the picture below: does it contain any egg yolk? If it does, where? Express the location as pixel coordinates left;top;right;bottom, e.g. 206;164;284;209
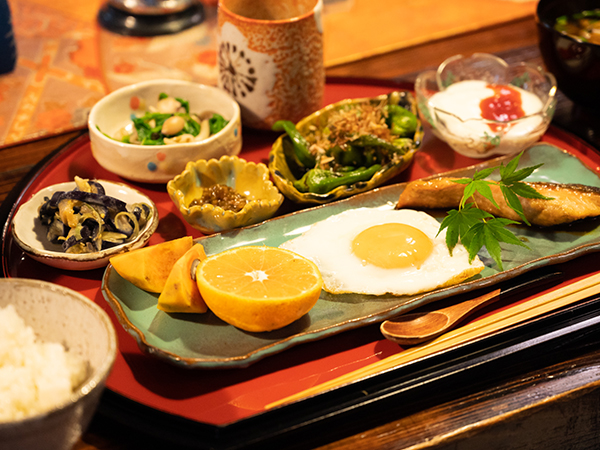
352;223;434;269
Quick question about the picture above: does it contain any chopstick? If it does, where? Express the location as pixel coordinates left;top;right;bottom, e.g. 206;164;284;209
266;271;600;409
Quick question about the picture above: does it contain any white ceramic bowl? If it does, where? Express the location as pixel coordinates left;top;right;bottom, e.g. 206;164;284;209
415;53;556;158
11;180;158;271
88;79;242;183
0;278;117;450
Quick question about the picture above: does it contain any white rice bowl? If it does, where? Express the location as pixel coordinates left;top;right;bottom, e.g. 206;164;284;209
0;304;88;422
0;278;117;450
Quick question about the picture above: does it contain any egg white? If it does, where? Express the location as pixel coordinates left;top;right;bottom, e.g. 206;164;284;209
279;207;484;296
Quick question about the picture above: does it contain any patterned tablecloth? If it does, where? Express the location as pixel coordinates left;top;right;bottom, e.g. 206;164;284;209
0;0;220;148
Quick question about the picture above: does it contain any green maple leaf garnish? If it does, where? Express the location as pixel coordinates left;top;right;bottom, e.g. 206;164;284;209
437;152;553;271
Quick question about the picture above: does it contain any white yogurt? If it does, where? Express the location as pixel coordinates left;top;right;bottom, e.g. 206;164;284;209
427;80;547;158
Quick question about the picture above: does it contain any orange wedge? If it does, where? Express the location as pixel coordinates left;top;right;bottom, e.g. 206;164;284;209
195;246;323;332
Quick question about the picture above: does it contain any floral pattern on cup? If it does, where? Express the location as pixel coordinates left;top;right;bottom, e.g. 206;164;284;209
218;40;258;100
217;0;325;130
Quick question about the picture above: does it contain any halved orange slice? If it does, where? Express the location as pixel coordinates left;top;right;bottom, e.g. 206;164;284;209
195;246;323;332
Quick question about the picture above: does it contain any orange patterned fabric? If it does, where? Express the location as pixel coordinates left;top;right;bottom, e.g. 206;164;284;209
0;0;219;148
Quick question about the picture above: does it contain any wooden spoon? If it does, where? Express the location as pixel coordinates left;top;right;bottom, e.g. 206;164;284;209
380;269;563;346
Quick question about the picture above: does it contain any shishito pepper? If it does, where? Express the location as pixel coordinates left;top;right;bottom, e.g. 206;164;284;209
272;120;316;168
329;144;365;167
294;164;382;194
386;104;418;136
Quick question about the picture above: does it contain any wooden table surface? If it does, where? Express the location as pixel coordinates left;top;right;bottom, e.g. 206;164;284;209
4;3;600;449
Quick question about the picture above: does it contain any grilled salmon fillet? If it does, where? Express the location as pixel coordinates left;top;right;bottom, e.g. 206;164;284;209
395;177;600;227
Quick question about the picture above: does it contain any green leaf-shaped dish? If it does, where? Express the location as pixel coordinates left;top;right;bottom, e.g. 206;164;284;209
102;143;600;369
268;91;424;204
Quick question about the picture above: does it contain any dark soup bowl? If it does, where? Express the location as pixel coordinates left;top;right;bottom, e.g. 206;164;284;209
537;0;600;110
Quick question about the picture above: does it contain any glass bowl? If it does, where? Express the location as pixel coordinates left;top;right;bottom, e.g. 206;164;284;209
415;53;557;158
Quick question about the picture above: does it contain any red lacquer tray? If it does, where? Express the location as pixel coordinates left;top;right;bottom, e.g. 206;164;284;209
3;80;600;446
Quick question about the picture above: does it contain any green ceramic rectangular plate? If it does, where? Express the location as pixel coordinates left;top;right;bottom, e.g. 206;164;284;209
102;143;600;368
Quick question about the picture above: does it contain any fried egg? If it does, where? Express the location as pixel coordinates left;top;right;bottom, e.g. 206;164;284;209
279;207;484;296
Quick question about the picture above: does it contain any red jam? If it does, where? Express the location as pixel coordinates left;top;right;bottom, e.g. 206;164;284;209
480;84;525;131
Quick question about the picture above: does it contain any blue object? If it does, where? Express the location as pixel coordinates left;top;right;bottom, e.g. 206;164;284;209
0;0;17;74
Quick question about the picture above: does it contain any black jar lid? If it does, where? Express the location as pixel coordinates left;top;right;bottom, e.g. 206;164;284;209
98;0;204;37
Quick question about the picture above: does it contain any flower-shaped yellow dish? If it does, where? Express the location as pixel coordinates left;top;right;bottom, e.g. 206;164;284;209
269;91;423;205
167;156;284;234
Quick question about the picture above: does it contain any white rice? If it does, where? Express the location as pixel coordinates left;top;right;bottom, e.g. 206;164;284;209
0;305;88;422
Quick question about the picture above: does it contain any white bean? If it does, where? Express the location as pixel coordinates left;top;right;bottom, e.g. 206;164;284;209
156;97;182;114
162;115;186;136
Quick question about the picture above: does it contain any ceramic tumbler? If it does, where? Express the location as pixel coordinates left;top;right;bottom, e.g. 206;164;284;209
217;0;325;129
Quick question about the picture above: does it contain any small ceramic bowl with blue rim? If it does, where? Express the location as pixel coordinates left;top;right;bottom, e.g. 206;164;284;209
88;79;242;183
167;155;284;234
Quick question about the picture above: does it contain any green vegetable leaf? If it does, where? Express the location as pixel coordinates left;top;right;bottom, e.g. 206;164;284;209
461;217;526;271
175;97;190;114
183;115;201;135
438;152;550;269
452;178;472;185
500;184;529;225
461;221;486;264
485;218;528;271
500;149;522;176
501;164;544;185
509;180;553;200
472;167;496;180
437;204;492;254
486;217;529;248
461;179;498;210
498;151;544;185
209;113;229;135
